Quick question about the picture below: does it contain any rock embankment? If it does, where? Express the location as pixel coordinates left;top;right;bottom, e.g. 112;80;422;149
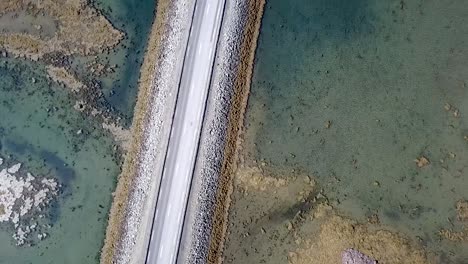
100;0;191;263
205;0;266;263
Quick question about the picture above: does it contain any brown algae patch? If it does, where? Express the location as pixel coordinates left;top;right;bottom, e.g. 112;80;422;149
223;165;320;264
235;166;317;203
224;165;431;264
0;0;123;60
0;10;57;39
456;200;468;222
414;156;430;168
439;228;468;242
439;200;468;242
290;208;429;264
235;166;288;191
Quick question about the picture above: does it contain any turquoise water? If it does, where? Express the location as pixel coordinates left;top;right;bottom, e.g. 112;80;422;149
241;0;468;262
0;0;155;263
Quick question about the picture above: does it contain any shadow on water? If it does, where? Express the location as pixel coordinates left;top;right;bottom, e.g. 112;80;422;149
4;138;28;155
255;0;375;74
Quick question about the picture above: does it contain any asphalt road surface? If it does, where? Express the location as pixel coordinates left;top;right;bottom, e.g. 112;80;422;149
145;0;225;263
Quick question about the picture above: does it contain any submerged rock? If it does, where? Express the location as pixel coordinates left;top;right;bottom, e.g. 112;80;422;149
7;163;21;173
456;200;468;222
415;156;430;168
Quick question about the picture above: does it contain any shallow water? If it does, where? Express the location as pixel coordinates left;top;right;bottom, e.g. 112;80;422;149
0;0;155;263
0;59;117;263
92;0;156;125
229;0;468;263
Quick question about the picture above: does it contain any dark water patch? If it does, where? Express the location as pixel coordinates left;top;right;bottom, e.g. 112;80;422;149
4;138;30;155
39;150;76;188
255;0;375;85
3;137;76;195
383;210;401;221
280;190;320;221
0;67;23;93
89;0;156;125
47;199;61;225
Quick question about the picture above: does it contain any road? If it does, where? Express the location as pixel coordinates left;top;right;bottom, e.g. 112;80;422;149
145;0;225;263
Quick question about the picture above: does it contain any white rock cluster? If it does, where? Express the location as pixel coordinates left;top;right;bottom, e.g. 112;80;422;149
0;160;59;246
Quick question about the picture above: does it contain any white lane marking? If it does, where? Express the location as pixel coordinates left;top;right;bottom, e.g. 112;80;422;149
158;245;164;261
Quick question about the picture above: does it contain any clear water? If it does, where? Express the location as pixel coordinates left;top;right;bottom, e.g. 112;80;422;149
231;0;468;262
0;0;155;263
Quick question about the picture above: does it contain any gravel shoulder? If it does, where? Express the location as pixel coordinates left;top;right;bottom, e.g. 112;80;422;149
177;0;266;263
100;0;195;263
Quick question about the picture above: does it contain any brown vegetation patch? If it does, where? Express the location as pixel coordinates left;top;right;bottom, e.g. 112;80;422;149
290;208;429;264
439;199;468;242
0;0;123;60
223;165;429;264
415;156;429;168
439;228;468;242
235;166;288;191
456;200;468;222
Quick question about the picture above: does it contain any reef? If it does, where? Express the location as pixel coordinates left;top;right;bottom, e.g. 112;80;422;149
0;157;59;246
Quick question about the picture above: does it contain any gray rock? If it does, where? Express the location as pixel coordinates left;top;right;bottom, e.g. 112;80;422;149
342;249;377;264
